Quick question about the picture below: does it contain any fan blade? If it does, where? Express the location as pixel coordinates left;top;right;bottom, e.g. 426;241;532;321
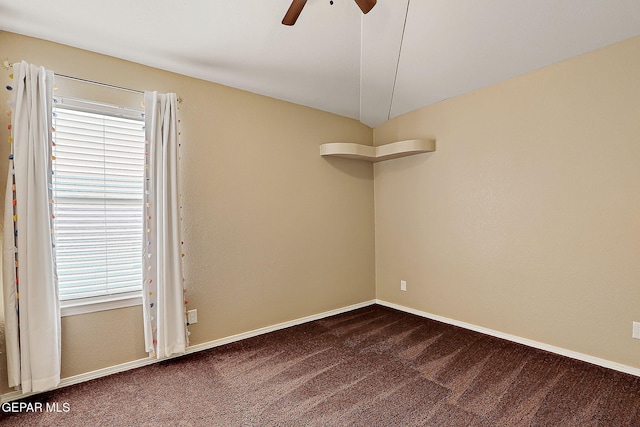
282;0;308;26
354;0;376;14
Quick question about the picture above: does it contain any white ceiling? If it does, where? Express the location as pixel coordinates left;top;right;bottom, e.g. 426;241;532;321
1;0;639;128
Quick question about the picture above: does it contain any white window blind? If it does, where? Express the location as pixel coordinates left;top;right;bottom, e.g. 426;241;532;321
52;99;145;304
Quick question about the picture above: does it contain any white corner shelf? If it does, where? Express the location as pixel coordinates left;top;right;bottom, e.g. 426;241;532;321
319;139;435;163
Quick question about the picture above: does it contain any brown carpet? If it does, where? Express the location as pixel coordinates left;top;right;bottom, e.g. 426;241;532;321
2;304;640;426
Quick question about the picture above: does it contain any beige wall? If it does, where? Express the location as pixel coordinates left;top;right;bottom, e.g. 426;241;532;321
0;32;375;394
374;36;640;368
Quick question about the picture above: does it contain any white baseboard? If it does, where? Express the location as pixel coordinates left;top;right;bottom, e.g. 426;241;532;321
7;297;633;404
376;299;640;378
1;300;376;403
185;300;376;353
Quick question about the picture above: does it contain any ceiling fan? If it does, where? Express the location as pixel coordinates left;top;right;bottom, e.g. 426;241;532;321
282;0;377;26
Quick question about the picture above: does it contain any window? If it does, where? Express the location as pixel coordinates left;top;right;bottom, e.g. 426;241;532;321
51;98;146;315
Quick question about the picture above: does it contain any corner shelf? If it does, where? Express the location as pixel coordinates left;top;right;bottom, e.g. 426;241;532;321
319;139;435;163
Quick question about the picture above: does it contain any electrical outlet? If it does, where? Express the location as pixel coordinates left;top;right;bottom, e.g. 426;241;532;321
633;321;640;339
400;280;407;291
187;309;198;325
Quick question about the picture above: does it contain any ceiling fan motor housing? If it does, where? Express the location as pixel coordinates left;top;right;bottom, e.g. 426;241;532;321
283;0;376;26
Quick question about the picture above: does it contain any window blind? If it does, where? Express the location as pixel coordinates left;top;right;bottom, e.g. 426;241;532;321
52;102;146;302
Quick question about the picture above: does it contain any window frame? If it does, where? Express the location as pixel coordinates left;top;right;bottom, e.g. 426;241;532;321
52;96;146;317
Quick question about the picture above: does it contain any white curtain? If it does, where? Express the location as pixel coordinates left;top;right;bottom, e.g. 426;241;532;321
2;61;60;393
142;91;187;359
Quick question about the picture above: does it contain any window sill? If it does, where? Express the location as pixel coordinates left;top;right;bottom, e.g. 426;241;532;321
60;293;142;317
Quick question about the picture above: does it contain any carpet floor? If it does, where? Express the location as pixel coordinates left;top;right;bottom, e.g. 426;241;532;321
1;304;640;426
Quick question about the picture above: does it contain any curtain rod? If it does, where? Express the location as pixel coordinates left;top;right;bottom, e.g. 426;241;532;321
5;62;182;102
55;73;144;95
2;62;142;93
